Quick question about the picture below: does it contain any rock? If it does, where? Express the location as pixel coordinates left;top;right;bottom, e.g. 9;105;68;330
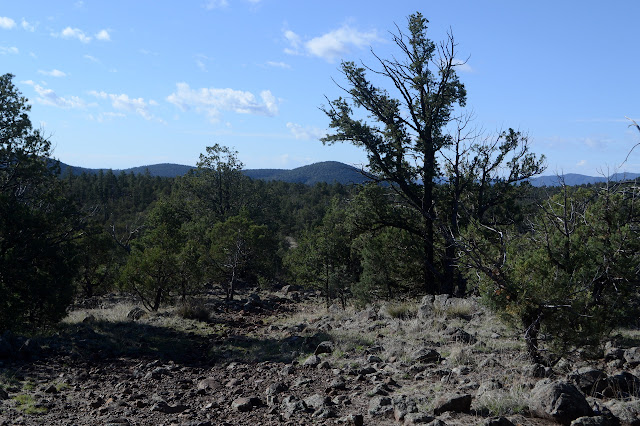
304;393;330;411
231;396;261;412
281;395;307;419
150;400;188;414
417;295;435;320
446;328;477;344
126;307;146;320
569;367;608;396
530;381;593;425
315;341;334;355
624;347;640;367
337;413;364;426
603;399;640;425
303;354;321;367
367;354;383;363
104;418;131;426
483;417;515;426
327;376;346;392
145;367;170;380
524;363;553;378
265;381;288;395
603;372;640;398
0;388;8;400
197;377;220;392
403;412;435;424
570;416;617;426
433;393;472;415
604;346;625;361
412;347;442;364
425;420;447;425
317;360;332;369
368;395;393;418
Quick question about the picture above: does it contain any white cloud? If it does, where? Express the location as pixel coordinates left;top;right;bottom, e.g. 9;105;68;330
0;17;16;30
89;90;161;121
84;54;100;63
284;25;379;62
283;30;302;55
204;0;228;9
286;122;327;140
576;160;587;167
24;81;88;109
56;27;91;43
95;29;110;41
167;82;279;122
0;46;19;55
452;58;473;73
21;19;36;32
266;61;291;69
38;69;67;78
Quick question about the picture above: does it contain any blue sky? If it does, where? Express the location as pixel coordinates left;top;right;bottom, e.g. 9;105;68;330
2;1;639;175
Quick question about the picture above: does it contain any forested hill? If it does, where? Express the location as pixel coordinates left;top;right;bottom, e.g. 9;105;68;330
57;160;370;185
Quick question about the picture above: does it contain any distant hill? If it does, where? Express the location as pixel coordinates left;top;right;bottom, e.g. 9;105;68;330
56;160;370;185
244;161;370;185
57;162;194;178
55;159;639;187
529;172;640;187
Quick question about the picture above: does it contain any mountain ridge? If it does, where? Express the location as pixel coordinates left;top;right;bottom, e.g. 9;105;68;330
56;160;640;187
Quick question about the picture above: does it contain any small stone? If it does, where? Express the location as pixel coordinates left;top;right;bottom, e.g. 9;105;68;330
231;396;261;412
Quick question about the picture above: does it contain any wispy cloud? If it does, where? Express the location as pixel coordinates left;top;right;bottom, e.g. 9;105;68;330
195;54;212;72
95;29;110;41
167;82;279;122
0;46;19;55
204;0;228;9
285;24;380;62
21;18;36;32
84;54;100;63
38;69;67;78
89;90;162;122
286;122;326;140
0;17;16;30
23;81;88;109
54;26;91;43
266;61;291;69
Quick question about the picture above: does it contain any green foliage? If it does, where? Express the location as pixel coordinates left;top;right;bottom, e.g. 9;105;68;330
0;74;79;331
285;198;356;306
119;200;191;310
204;211;277;300
471;183;640;361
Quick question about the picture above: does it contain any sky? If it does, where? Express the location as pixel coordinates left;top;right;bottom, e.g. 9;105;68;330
1;0;640;176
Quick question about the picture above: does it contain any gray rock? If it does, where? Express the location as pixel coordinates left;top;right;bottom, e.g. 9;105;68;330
281;395;307;419
412;347;442;364
446;328;477;344
624;347;640;367
569;416;617;426
327;376;346;391
483;417;515;426
126;307;146;320
337;413;364;425
568;367;607;396
315;341;334;355
265;381;288;395
145;367;170;380
524;363;553;378
231;396;261;412
603;399;639;425
403;412;435;424
196;377;220;392
530;381;593;425
433;393;472;415
368;395;393;418
603;372;640;398
150;400;187;414
304;393;330;411
303;354;320;367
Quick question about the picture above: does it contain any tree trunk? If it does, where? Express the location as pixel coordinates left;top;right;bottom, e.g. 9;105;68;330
522;308;546;365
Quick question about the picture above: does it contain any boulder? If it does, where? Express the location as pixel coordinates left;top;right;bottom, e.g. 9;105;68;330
568;367;608;396
368;395;393;418
412;347;442;364
530;381;593;425
432;393;472;415
624;347;640;367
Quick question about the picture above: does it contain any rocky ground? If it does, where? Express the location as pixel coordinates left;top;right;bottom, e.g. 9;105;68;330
0;287;639;425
